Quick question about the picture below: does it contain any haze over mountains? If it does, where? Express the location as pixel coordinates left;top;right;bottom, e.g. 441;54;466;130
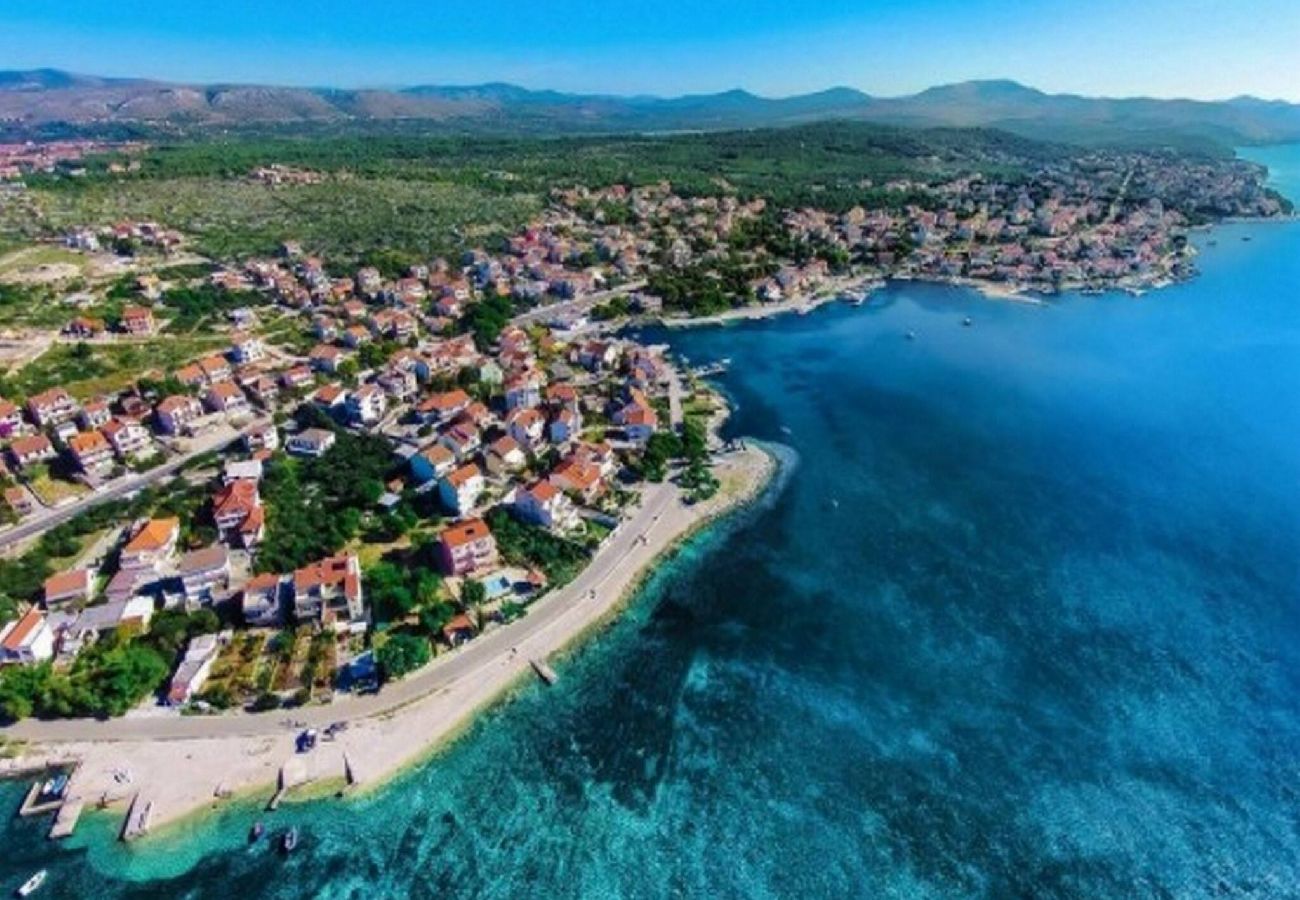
3;68;1300;147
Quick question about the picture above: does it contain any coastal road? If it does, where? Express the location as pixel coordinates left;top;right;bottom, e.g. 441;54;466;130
3;480;681;743
510;279;647;327
0;417;266;552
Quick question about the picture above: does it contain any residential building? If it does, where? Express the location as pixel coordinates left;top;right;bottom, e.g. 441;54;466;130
437;518;498;577
120;305;155;335
101;417;153;458
4;486;33;517
242;423;279;452
439;463;485;515
485;434;527;475
8;434;56;469
197;355;232;384
120;517;180;571
204;381;250;416
166;634;221;705
212;479;261;542
415;389;470;425
242;573;283;626
68;429;114;473
0;608;55;665
42;568;94;608
223;459;263;484
154;395;204;435
345;384;387;425
310;344;346;373
549;407;582;444
410;442;456;483
26;388;78;428
0;398;23;437
177;544;230;602
286;427;336;458
550;456;605;502
507;407;546;449
513;479;578;531
77;399;112;430
292;553;365;631
229;333;266;364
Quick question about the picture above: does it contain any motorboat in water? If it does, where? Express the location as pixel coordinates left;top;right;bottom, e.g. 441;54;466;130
16;871;46;897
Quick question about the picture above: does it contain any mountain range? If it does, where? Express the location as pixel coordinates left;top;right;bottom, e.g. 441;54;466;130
3;69;1300;147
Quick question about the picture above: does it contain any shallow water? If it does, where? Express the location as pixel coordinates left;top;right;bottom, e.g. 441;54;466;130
2;150;1300;898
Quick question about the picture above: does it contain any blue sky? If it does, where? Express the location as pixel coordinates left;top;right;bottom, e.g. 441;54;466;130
3;0;1298;100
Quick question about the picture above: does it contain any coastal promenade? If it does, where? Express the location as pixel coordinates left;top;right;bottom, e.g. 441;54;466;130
7;478;680;744
1;446;774;834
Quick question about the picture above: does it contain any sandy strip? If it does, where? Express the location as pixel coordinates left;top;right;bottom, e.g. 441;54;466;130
3;445;776;838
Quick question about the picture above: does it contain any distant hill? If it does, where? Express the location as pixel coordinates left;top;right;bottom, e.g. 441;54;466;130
2;69;1299;147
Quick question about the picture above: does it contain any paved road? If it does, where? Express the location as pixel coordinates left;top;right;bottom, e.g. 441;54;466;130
3;481;679;743
666;364;685;429
510;280;647;327
0;417;268;552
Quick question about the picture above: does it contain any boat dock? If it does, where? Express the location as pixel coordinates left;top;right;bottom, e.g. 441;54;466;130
530;658;559;685
48;800;83;840
689;360;730;378
120;793;152;841
17;781;62;818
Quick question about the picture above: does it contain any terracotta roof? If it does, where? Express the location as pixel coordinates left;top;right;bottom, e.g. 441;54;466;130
445;463;482;487
440;519;492;549
419;443;455;464
124;518;179;554
1;608;45;651
293;554;360;598
245;572;281;593
68;430;110;455
43;568;92;601
9;435;52;456
526;479;559;502
419;389;470;413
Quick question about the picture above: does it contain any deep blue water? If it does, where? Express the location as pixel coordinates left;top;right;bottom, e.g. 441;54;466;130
2;150;1300;898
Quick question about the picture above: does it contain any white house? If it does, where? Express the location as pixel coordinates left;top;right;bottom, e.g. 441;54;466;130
439;463;485;515
0;608;55;665
286;428;336;458
345;384;387;426
513;480;578;531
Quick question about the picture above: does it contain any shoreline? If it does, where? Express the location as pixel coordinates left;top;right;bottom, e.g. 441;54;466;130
1;443;779;844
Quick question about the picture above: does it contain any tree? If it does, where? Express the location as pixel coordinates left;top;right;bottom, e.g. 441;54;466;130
367;561;417;621
377;633;431;681
461;578;487;610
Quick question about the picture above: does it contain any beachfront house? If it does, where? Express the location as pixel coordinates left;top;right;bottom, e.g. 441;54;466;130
166;634;222;705
291;553;366;632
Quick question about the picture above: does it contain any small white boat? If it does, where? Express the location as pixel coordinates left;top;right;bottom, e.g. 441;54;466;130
16;870;46;897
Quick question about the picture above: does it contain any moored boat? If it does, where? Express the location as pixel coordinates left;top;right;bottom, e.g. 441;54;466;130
281;827;299;854
249;821;265;843
16;870;46;897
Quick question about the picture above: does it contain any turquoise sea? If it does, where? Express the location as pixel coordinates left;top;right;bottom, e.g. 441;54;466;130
2;146;1299;898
